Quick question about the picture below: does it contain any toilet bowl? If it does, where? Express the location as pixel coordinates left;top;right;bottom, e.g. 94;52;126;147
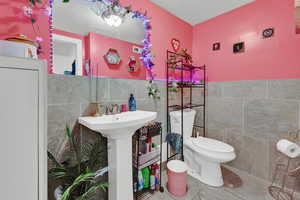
170;110;236;187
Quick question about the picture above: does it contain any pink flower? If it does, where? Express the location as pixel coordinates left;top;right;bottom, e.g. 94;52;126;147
43;7;52;17
23;6;33;17
35;36;43;43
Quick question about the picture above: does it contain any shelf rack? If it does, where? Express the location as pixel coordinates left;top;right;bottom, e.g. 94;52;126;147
133;122;164;200
166;50;206;161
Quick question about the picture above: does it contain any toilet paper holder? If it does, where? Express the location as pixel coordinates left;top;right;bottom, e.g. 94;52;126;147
268;130;300;200
288;130;300;143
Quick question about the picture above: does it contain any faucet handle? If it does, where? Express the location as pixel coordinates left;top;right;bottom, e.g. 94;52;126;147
112;104;121;114
106;104;113;115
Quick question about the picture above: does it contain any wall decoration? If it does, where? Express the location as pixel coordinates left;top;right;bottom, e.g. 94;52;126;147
179;48;193;65
167;48;193;68
233;42;245;53
213;42;221;51
171;38;181;52
132;46;143;54
147;80;160;100
127;56;140;72
23;0;51;55
104;48;121;65
262;28;274;38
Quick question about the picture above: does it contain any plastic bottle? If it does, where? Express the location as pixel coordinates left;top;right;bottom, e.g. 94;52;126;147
150;165;156;191
148;137;152;152
138;170;144;191
154;164;161;191
129;94;137;111
142;167;150;189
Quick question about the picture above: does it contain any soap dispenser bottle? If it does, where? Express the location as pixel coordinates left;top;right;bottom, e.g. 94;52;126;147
129;94;137;111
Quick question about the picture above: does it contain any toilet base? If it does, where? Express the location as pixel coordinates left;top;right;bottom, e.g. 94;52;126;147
184;146;224;187
187;163;224;187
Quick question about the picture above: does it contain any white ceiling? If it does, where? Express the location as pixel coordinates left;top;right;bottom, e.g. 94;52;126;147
53;0;145;44
150;0;255;25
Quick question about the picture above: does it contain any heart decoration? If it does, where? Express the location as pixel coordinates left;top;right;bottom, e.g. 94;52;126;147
171;38;181;52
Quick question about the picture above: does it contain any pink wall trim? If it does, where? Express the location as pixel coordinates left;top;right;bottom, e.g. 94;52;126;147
192;0;300;82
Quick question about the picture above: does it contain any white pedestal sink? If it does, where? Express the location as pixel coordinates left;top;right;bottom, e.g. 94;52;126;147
78;110;157;200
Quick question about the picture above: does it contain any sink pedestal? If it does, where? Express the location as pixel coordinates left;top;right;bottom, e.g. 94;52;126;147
108;136;133;200
78;111;157;200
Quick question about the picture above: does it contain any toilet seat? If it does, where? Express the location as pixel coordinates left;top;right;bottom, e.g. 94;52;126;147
184;137;236;163
191;137;234;153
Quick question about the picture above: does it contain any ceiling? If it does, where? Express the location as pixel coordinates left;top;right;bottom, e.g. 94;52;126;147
53;0;145;44
150;0;255;25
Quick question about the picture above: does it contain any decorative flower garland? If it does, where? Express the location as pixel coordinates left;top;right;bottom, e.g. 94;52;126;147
131;10;160;100
23;0;51;55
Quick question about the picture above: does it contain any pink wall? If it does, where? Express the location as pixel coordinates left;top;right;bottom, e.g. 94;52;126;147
0;0;193;80
0;0;51;72
121;0;194;80
192;0;300;82
87;32;146;79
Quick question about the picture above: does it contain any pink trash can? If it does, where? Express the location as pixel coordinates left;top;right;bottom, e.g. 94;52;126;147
167;160;188;197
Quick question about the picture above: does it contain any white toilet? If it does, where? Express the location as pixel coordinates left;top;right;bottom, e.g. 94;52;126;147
170;109;236;187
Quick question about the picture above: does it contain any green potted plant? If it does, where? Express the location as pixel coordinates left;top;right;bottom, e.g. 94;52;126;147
48;125;108;200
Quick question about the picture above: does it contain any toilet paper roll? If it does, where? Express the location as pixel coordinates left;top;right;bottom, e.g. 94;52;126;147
276;139;300;158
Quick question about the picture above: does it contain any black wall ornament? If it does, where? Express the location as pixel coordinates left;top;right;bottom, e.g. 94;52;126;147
233;42;245;53
213;42;221;51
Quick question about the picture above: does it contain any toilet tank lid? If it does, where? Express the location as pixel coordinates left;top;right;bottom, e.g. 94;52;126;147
192;137;234;153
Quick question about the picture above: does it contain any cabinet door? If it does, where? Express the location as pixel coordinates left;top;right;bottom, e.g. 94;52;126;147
0;67;39;200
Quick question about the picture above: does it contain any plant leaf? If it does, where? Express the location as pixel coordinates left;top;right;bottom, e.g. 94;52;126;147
76;183;108;200
61;172;96;200
47;151;64;168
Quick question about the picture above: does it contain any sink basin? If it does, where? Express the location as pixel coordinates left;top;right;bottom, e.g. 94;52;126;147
79;110;157;200
79;110;157;139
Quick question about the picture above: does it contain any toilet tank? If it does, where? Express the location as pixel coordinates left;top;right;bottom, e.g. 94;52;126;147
170;109;196;139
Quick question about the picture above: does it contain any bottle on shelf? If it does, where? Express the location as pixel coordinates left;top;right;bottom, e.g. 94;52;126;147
150;165;156;192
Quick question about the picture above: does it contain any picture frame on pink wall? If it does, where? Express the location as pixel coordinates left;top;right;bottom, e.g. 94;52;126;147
212;42;221;51
233;42;245;53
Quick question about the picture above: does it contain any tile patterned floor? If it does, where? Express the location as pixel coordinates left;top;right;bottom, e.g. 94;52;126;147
148;167;277;200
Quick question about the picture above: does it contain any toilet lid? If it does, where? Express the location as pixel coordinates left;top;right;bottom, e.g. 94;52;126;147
192;137;234;153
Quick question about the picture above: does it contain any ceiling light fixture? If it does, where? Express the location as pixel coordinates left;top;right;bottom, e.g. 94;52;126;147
90;0;130;27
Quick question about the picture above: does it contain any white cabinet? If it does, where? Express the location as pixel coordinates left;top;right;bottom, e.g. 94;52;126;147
0;56;47;200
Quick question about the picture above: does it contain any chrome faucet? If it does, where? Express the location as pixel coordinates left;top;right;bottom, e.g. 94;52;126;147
106;104;121;115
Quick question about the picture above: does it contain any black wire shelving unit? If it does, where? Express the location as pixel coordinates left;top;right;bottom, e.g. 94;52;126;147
166;50;206;161
132;122;164;200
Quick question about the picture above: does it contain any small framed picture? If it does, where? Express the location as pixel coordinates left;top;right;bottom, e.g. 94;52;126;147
262;28;275;38
213;42;221;51
233;42;245;53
